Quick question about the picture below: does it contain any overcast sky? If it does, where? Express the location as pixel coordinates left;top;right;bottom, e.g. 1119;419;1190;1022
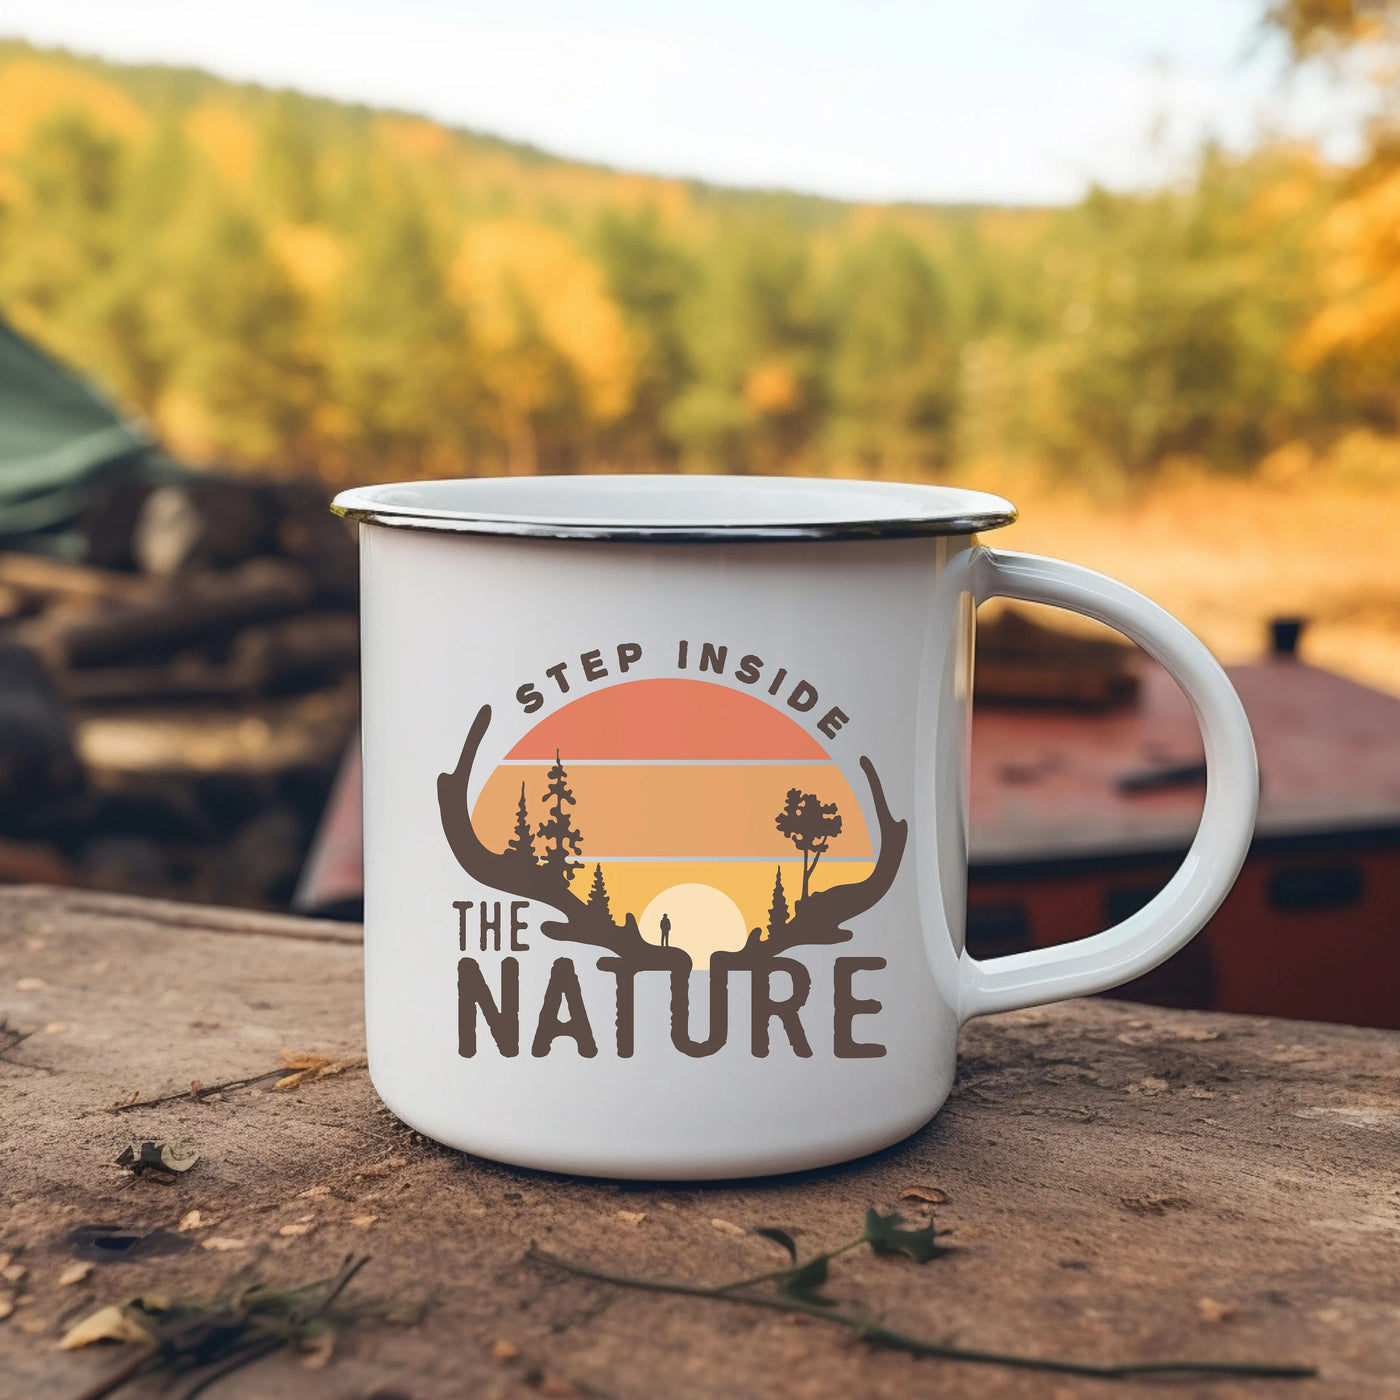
0;0;1366;204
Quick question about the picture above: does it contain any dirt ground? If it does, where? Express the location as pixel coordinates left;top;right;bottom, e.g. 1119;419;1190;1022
1;885;1398;1400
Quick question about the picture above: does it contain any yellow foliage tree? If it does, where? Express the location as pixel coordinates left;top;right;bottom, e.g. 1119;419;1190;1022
1297;167;1400;368
0;58;145;158
449;219;635;471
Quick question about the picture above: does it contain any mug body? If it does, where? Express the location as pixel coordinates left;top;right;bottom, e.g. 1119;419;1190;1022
348;477;1007;1178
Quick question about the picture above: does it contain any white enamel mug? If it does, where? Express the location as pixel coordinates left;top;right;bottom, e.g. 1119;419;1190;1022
333;476;1257;1179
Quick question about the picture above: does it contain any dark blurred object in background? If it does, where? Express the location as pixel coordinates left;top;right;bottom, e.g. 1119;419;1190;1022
0;317;178;558
0;318;359;912
0;641;83;826
967;614;1400;1030
975;608;1140;709
1269;615;1306;659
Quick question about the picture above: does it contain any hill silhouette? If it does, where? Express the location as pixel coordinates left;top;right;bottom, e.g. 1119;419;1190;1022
0;35;1389;492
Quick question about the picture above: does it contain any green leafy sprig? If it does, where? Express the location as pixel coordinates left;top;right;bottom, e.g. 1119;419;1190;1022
68;1254;423;1400
529;1209;1313;1382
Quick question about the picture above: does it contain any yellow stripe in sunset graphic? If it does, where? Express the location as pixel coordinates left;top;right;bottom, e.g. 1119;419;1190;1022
471;678;873;968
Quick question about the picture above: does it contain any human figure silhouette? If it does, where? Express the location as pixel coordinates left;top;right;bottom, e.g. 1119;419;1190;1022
659;912;671;948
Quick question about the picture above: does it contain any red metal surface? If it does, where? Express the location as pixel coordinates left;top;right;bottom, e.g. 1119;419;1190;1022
969;843;1400;1029
292;737;362;914
970;659;1400;861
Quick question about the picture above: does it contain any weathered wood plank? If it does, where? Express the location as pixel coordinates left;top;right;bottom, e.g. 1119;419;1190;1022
0;886;1396;1399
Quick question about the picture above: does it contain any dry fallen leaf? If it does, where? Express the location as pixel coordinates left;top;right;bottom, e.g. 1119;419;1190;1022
710;1218;745;1236
615;1210;646;1225
58;1262;93;1287
898;1186;949;1205
1174;1027;1221;1041
58;1305;156;1350
116;1141;200;1177
1;1264;27;1285
15;977;45;992
1119;1195;1190;1215
43;1022;67;1035
278;1222;315;1238
0;1297;13;1321
1198;1297;1239;1324
1130;1076;1170;1095
177;1210;208;1233
355;1156;406;1179
491;1337;520;1361
350;1215;378;1230
275;1049;368;1091
201;1237;246;1252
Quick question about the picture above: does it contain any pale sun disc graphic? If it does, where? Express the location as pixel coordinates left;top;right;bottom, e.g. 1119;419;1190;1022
641;883;749;971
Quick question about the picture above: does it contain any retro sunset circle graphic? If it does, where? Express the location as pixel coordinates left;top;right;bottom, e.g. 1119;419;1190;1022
467;679;874;968
437;671;908;1061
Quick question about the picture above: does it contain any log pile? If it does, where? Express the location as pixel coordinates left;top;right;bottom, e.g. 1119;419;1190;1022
0;473;360;910
975;606;1140;709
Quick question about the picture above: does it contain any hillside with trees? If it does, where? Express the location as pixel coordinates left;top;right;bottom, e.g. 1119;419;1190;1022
4;21;1398;498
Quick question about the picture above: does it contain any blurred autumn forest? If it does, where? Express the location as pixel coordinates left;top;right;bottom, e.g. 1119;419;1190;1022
3;1;1400;686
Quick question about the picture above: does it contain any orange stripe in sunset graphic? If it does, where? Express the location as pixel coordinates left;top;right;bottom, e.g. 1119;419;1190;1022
471;679;873;968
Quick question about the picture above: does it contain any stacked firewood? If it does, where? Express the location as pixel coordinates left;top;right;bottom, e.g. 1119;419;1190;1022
0;474;360;910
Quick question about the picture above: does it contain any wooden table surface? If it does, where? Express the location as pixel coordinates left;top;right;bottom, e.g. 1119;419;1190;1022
1;885;1397;1400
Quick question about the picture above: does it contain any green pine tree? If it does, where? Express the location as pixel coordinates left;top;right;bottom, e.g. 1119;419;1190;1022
537;750;584;885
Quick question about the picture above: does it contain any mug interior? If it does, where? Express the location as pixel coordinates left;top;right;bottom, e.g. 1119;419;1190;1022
332;474;1016;541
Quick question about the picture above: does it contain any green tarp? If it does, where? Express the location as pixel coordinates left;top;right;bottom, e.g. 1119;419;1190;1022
0;319;178;553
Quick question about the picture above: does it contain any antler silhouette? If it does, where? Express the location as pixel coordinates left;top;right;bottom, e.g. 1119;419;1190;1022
438;705;686;973
719;755;907;967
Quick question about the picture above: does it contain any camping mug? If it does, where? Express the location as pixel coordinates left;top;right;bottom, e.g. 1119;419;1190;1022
333;476;1257;1178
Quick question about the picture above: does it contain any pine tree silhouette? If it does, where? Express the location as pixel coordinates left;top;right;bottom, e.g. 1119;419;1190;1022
775;789;843;902
586;862;611;919
506;781;535;866
764;865;789;941
537;750;584;884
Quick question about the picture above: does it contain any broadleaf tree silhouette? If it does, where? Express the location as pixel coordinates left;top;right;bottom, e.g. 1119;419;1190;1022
775;789;843;901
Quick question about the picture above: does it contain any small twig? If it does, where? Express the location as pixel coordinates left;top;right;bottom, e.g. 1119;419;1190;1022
176;1336;283;1400
528;1248;1314;1381
0;1020;55;1071
0;1021;37;1057
109;1069;286;1113
714;1236;864;1294
316;1254;371;1314
69;1343;160;1400
62;1255;405;1400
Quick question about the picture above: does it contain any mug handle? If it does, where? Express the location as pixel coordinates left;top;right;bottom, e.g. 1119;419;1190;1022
957;547;1258;1021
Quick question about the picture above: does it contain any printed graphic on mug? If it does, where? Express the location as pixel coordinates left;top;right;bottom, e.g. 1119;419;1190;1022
438;662;907;1062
